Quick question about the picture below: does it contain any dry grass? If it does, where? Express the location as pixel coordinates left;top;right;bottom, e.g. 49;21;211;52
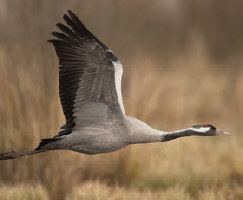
67;181;192;200
0;181;242;200
0;1;243;199
67;181;243;200
0;185;48;200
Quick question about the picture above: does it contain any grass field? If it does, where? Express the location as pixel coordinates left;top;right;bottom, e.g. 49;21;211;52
0;44;242;199
0;1;243;199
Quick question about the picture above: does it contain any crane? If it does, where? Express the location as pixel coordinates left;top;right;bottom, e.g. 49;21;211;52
0;10;229;160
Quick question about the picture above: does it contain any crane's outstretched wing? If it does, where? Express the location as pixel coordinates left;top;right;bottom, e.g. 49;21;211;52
49;10;125;136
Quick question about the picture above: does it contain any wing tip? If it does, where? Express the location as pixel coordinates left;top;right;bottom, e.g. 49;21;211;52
67;9;73;16
47;39;56;43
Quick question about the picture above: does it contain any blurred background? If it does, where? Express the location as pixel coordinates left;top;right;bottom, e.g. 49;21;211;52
0;0;242;199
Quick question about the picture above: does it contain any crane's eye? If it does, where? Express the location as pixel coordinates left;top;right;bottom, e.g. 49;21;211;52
203;124;216;131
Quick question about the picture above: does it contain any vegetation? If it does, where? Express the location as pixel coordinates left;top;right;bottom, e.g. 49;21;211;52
0;0;242;199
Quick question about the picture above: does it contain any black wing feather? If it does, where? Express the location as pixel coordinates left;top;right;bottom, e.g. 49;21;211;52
49;10;123;134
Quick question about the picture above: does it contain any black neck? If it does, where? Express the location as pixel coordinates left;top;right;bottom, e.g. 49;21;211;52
162;129;194;142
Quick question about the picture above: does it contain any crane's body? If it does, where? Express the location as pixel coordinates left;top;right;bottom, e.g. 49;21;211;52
0;10;229;160
43;117;155;154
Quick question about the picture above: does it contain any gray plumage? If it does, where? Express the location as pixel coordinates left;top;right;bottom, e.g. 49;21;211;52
0;10;229;160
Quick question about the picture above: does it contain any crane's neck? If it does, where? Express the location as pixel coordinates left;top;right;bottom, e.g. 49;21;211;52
128;124;193;144
159;128;193;142
126;117;195;144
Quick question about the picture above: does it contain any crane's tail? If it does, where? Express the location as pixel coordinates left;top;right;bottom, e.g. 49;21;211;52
0;149;48;160
0;137;63;160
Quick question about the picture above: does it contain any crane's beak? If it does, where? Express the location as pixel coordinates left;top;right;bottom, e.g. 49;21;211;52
215;129;231;135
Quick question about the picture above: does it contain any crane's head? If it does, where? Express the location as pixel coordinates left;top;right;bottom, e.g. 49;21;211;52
190;124;230;136
162;124;230;142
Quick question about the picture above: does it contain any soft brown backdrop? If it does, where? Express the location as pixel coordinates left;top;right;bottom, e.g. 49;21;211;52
0;1;242;199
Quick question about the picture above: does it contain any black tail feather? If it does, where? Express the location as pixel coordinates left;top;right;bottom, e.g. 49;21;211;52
35;138;62;150
0;149;47;160
0;138;62;160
